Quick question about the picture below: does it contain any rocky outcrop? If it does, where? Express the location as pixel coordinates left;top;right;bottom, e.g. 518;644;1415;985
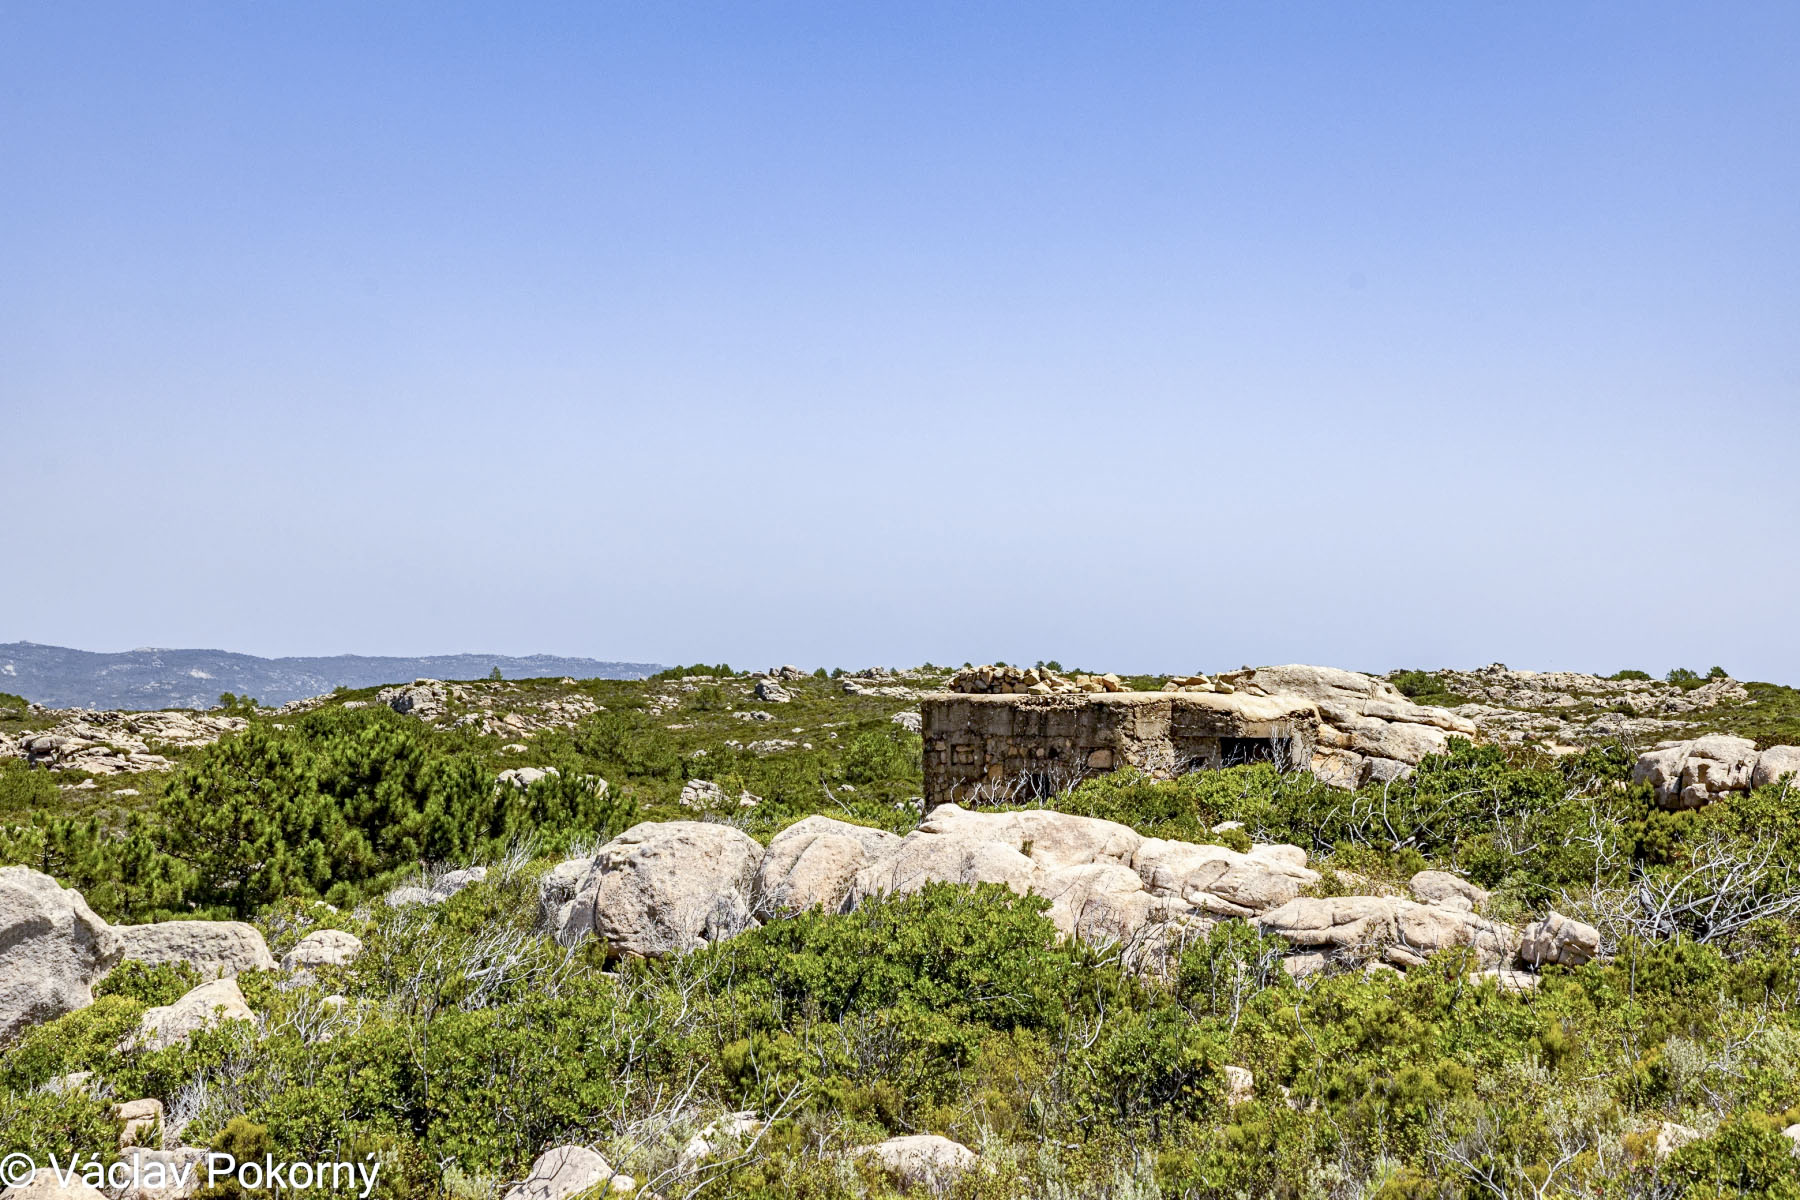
1216;665;1477;788
919;805;1144;871
556;822;764;957
1634;737;1800;808
378;680;447;720
501;1146;626;1200
1652;1121;1701;1161
1133;838;1319;917
948;664;1120;695
5;710;248;776
1408;871;1490;913
853;1135;976;1193
127;978;255;1052
115;921;276;979
1253;896;1518;969
845;832;1041;906
753;679;791;703
281;929;363;973
536;807;1586;982
1519;911;1599;967
1755;746;1800;789
845;805;1305;955
431;867;487;900
1037;863;1204;947
679;779;728;810
496;766;559;790
1443;663;1748;747
0;867;123;1043
383;866;487;910
753;816;901;914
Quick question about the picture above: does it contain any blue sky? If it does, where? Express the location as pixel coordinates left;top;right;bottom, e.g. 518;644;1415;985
3;4;1796;681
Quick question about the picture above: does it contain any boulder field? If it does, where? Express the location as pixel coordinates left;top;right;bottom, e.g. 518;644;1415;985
545;804;1597;977
1;803;1603;1048
0;867;358;1048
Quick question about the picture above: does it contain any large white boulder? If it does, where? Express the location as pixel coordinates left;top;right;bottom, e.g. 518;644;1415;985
1037;863;1159;943
853;1135;976;1193
430;866;487;901
915;804;1143;872
495;766;559;790
114;921;276;979
843;803;1148;908
1519;911;1600;967
1132;837;1317;917
0;867;123;1043
501;1146;613;1200
845;832;1040;906
280;929;363;973
1652;1121;1701;1161
1408;871;1490;913
1634;736;1760;809
753;816;901;915
1753;746;1800;789
1349;717;1455;765
560;822;764;958
126;978;255;1052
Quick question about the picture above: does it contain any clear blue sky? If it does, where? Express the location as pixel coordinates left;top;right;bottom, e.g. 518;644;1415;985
3;4;1796;682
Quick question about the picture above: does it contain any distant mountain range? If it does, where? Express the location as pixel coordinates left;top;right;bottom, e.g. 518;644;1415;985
0;642;663;711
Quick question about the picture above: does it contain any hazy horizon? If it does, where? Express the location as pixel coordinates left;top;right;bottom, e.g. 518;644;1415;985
4;4;1796;684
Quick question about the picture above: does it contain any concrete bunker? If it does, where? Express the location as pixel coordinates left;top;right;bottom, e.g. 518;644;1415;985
920;691;1321;808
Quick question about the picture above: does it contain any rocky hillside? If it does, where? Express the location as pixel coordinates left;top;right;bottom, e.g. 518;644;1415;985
0;642;661;710
3;660;1800;1199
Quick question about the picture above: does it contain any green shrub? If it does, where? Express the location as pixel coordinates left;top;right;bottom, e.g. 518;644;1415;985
1176;922;1292;1022
840;727;921;786
1388;670;1470;707
0;761;57;815
1663;1114;1800;1197
705;882;1093;1031
154;708;627;916
95;960;204;1008
0;995;144;1091
573;711;681;782
1072;1002;1223;1132
0;1086;116;1158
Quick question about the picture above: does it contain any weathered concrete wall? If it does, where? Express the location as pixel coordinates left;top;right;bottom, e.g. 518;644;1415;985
921;692;1319;808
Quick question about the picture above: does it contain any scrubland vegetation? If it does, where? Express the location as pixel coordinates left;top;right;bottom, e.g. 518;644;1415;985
5;670;1800;1198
